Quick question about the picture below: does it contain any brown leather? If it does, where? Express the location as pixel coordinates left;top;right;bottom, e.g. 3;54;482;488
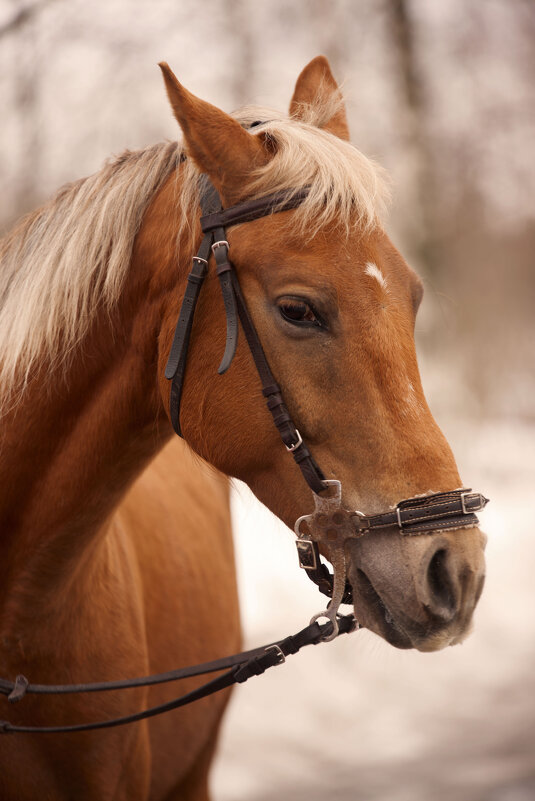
200;188;310;233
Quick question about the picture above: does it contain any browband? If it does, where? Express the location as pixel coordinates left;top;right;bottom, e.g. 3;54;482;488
200;188;310;232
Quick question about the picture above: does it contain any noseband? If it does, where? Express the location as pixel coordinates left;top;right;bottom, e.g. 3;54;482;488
165;175;489;637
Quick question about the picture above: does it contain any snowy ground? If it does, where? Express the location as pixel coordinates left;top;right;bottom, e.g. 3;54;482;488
212;418;535;800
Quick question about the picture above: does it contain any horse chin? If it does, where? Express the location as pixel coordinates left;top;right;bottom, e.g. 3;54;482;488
350;567;413;649
349;568;473;653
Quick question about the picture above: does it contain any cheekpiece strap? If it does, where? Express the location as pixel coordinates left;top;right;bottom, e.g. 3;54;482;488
164;180;222;435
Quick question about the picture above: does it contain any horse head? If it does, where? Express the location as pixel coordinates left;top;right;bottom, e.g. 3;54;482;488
157;56;486;653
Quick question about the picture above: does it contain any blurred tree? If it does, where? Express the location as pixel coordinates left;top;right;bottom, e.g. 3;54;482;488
384;0;440;276
226;0;255;107
0;0;58;221
0;0;57;39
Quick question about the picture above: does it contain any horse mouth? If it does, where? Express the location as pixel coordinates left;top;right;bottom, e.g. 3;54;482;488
352;569;414;649
351;567;478;652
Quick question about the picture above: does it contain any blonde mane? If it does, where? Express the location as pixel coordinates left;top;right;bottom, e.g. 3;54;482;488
0;99;389;412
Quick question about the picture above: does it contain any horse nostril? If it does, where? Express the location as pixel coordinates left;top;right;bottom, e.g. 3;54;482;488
425;547;457;621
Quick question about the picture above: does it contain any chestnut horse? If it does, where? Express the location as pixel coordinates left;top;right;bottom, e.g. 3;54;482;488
0;56;486;800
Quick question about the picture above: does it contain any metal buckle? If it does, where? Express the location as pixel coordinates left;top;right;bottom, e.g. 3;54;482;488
264;645;285;665
285;429;303;452
352;510;370;535
396;506;403;529
211;240;229;253
192;256;208;266
296;539;318;571
460;491;485;515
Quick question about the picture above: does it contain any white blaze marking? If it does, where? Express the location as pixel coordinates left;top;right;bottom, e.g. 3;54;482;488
365;261;387;290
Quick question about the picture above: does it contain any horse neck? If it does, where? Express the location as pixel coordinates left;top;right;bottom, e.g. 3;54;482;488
0;173;185;630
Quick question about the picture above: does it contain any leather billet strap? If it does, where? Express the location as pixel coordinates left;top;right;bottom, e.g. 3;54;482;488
164;176;326;494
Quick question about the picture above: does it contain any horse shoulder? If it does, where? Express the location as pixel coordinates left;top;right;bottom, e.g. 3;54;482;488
112;437;241;800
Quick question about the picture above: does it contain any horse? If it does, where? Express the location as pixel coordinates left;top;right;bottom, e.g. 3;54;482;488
0;55;486;800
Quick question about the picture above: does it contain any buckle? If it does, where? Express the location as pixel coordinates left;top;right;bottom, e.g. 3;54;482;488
264;645;285;665
211;240;229;253
352;510;370;535
285;429;303;453
296;540;318;571
460;491;486;515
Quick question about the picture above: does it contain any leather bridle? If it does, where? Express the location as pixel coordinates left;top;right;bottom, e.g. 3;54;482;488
0;172;488;736
165;174;488;636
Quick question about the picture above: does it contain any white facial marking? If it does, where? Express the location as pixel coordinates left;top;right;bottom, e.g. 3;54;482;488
365;261;388;290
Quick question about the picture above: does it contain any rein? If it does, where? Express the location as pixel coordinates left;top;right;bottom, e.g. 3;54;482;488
0;173;488;735
0;617;356;734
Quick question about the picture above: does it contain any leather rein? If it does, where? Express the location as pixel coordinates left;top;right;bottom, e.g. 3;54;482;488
0;174;488;735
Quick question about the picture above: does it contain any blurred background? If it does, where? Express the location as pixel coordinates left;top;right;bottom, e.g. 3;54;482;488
0;0;534;798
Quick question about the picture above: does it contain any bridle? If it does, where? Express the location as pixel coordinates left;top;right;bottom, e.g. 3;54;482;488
0;171;488;735
165;174;489;638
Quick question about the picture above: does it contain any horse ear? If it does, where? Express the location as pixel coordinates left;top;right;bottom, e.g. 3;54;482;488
159;62;270;202
289;55;350;141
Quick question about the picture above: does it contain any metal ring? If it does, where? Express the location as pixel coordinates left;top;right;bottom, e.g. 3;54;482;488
310;610;339;642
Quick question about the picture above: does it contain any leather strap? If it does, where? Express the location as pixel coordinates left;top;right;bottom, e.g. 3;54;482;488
200;188;310;233
230;271;326;494
164;181;222;435
212;236;239;375
355;489;488;535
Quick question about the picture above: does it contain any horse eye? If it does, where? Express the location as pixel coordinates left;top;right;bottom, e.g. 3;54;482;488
278;299;321;327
